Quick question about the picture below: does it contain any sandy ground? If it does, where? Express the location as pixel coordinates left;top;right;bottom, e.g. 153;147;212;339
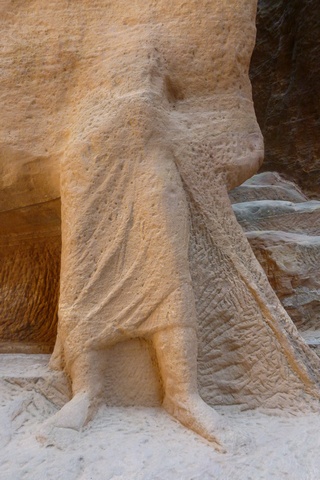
0;355;320;480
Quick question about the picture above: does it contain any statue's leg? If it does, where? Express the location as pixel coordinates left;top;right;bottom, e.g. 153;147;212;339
37;349;105;441
152;321;225;450
51;94;229;442
49;331;64;370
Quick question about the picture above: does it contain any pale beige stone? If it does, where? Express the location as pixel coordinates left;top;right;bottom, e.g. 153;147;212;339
0;0;320;449
229;172;308;204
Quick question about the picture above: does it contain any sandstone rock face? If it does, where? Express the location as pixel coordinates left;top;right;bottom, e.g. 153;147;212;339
231;173;320;352
0;198;60;351
250;0;320;198
233;200;320;235
247;231;320;331
229;172;308;204
0;238;60;353
1;1;320;444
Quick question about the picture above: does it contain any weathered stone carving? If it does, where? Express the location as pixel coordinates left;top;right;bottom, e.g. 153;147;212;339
0;0;319;448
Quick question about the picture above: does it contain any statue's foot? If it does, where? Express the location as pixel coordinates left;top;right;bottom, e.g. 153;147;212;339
36;392;95;445
163;394;226;452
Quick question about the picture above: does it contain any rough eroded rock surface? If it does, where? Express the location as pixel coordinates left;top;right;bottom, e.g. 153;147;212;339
231;173;320;356
229;172;308;204
247;231;320;331
0;199;61;352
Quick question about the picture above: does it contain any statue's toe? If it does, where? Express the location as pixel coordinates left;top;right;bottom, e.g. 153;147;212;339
163;394;226;452
35;392;93;445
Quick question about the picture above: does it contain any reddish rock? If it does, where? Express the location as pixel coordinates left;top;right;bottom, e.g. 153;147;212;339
246;230;320;332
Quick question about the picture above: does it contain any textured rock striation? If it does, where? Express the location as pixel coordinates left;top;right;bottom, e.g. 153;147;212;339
231;173;320;355
0;198;60;352
0;237;60;353
251;0;320;198
247;230;320;331
229;172;308;204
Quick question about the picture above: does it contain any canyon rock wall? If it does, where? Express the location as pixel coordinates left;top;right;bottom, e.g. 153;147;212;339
251;0;320;198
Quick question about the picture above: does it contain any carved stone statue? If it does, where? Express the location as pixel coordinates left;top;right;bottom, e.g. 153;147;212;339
0;0;319;450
